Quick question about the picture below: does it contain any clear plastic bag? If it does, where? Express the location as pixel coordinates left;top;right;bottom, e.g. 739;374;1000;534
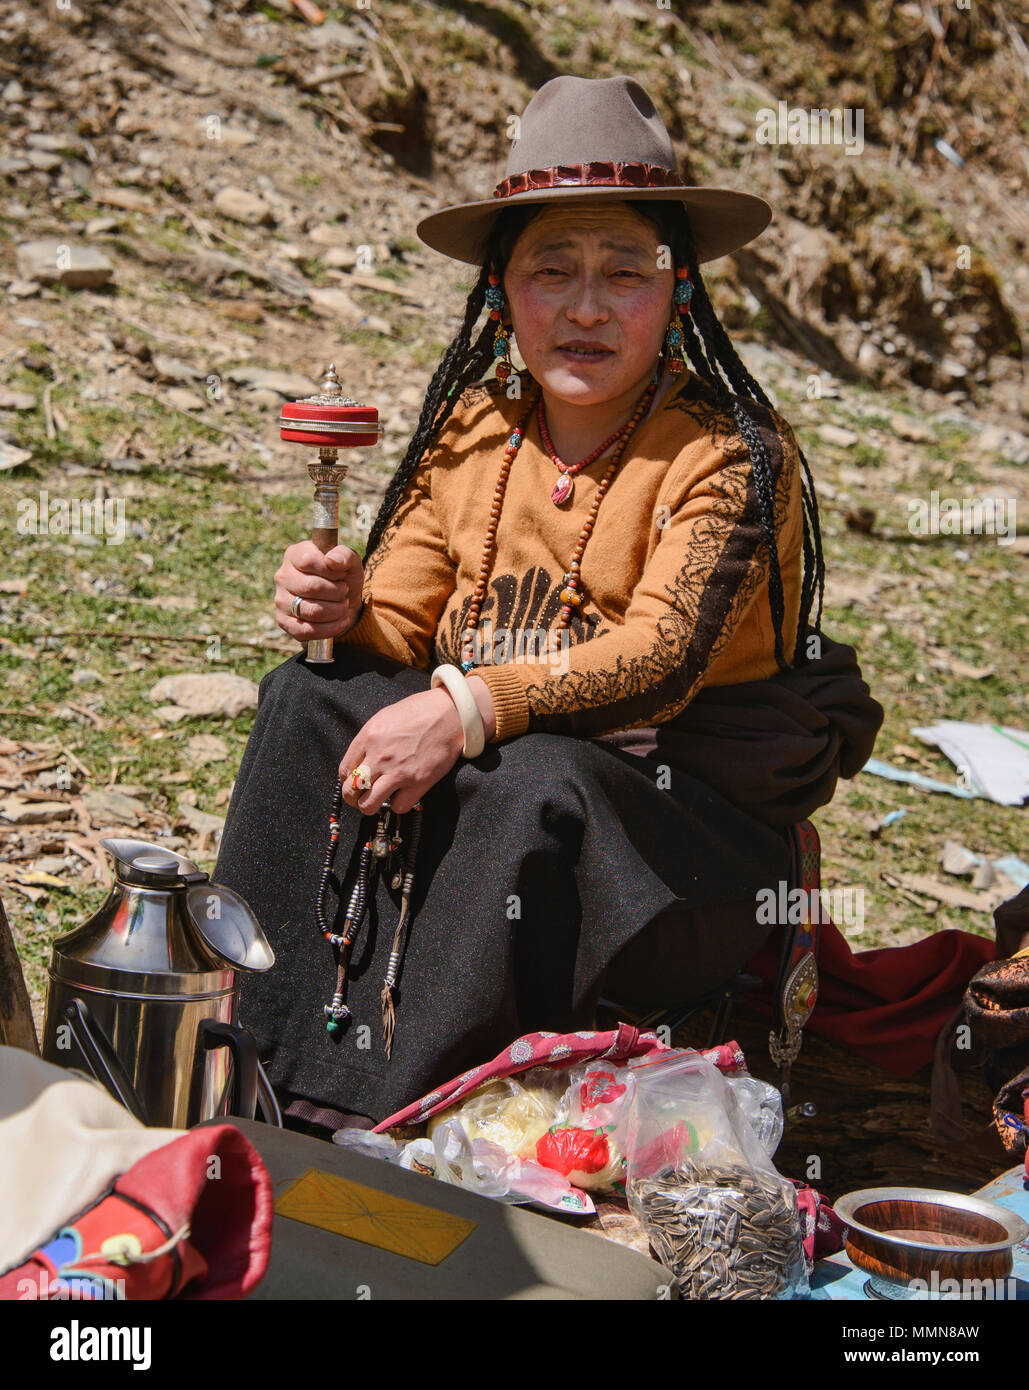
426;1070;566;1158
624;1052;807;1300
332;1112;594;1214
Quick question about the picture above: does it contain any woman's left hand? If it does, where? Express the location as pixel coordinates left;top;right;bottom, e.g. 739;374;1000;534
339;688;465;816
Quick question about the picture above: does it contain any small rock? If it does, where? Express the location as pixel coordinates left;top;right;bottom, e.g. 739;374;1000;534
307;222;352;248
6;280;40;298
2;80;25;103
890;413;935;443
976;425;1029;465
941;839;978;876
70;667;103;685
0;797;73;824
308;286;385;330
0;157;30;175
25;150;62;172
82;787;150;827
218;301;263;323
244;388;284;410
148;672;259;718
155;704;191;724
213;186;275;227
176;801;225;835
971;861;996;890
0;389;36;411
186;733;230;764
36;769;80;793
152;354;202;384
26;132;82;154
32;855;69;875
15;238;114;290
857;341;882;373
85;216;120;236
322;246;357;270
164;388;206;411
225;366;320;398
817;424;860;448
211;126;259;148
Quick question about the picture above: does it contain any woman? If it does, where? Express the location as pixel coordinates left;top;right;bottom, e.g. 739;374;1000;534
214;75;882;1132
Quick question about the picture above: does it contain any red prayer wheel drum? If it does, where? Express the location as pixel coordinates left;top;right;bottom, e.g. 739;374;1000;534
279;403;380;448
279;363;383;664
279;362;381;448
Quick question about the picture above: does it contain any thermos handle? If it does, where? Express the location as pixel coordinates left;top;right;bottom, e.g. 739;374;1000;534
200;1020;259;1121
61;998;149;1126
255;1060;283;1128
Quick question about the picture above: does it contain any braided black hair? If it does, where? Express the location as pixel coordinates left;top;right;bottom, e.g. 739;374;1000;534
363;200;825;669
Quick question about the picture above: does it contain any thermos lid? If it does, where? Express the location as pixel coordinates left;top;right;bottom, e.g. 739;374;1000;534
131;849;182;878
186;883;276;973
48;837;274;993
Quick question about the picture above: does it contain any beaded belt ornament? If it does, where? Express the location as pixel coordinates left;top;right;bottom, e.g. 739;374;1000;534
315;780;423;1059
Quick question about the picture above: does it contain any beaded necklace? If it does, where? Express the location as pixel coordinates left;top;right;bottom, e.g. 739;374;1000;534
540;401;635;506
459;367;661;674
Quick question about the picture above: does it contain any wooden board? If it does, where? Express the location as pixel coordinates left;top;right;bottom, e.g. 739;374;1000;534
0;890;39;1053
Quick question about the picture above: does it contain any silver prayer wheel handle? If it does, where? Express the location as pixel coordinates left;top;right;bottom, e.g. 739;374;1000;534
307;451;350;664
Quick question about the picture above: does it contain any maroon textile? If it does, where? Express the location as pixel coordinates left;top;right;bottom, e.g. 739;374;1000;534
747;919;994;1076
596;631;884;828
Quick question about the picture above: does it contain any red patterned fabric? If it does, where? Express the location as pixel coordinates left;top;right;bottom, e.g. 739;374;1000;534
0;1124;273;1301
493;160;680;199
791;1180;847;1272
373;1022;746;1133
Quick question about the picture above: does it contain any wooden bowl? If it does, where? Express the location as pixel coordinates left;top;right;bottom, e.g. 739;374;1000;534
834;1186;1028;1293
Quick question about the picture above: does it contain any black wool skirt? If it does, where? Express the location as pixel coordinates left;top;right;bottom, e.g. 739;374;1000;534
214;644;793;1124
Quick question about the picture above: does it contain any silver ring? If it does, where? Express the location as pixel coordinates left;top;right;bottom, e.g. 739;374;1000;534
290;594;303;619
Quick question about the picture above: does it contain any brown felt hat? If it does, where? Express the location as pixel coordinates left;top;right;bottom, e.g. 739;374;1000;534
416;74;773;266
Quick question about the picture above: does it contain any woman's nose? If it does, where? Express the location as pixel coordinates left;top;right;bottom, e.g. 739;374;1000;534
564;277;610;324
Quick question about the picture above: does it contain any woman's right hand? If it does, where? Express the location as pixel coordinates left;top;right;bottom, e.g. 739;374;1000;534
274;541;364;644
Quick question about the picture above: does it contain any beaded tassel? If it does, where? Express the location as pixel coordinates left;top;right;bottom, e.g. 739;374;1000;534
316;781;402;1035
380;802;423;1058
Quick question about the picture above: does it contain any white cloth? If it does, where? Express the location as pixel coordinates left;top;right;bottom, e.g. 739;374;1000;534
0;1046;185;1272
912;721;1029;806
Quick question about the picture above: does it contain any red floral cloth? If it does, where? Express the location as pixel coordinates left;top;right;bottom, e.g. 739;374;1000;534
373;1022;747;1132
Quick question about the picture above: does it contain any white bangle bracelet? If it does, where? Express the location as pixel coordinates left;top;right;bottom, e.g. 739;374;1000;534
431;663;486;759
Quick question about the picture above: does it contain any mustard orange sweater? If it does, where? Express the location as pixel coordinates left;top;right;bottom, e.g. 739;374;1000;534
338;369;803;744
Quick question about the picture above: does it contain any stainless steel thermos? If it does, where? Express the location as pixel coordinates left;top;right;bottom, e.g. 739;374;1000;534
42;837;279;1129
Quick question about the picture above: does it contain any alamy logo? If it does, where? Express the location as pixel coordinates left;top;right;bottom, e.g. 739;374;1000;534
908;490;1016;544
755;881;865;935
50;1320;151;1370
17;490;127;545
755;101;864;155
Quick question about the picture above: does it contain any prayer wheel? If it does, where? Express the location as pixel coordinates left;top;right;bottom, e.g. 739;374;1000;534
279;364;383;663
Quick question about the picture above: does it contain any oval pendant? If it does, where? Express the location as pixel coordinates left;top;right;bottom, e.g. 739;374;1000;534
551;474;573;506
